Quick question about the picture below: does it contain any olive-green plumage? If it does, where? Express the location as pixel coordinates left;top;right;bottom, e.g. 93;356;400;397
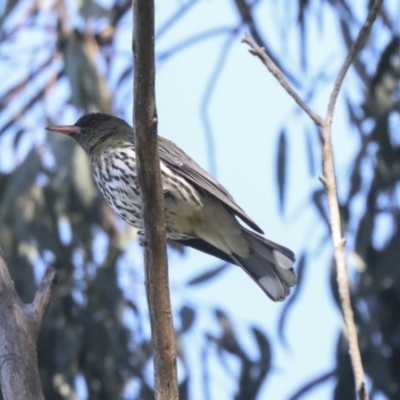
47;113;297;301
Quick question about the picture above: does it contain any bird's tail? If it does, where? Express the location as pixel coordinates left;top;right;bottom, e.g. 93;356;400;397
178;227;297;301
232;227;297;301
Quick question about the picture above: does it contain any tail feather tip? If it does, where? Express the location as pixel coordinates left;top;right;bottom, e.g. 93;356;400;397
259;276;286;301
273;249;294;270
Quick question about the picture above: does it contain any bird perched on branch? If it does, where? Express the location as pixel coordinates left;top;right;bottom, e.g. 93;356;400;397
47;113;296;301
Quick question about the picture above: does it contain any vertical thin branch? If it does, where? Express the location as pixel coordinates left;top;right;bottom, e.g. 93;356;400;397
321;2;383;397
132;1;179;400
242;1;383;399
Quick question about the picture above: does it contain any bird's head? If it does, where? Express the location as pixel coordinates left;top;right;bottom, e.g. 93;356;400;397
46;113;132;154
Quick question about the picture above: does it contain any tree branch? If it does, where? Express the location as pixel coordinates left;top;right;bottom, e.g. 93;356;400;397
25;266;58;340
132;1;178;399
241;33;324;127
242;1;384;399
326;0;383;124
0;247;57;399
320;4;382;399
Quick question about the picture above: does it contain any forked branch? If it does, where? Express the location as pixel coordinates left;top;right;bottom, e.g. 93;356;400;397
242;1;383;399
0;248;57;399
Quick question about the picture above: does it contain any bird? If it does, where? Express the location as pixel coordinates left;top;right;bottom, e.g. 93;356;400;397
47;113;297;301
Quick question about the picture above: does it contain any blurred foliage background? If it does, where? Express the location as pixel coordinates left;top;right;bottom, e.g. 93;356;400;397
0;0;399;399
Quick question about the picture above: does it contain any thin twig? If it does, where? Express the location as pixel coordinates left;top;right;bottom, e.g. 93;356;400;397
326;0;383;123
242;1;384;399
132;0;178;399
242;33;324;127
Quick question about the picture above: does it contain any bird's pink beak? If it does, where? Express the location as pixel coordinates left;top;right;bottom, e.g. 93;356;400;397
46;125;81;135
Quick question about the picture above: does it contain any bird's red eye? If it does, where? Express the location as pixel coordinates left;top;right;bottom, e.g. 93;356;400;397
91;120;98;126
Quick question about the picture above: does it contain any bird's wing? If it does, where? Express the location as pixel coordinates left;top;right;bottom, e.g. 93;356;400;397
158;138;264;234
